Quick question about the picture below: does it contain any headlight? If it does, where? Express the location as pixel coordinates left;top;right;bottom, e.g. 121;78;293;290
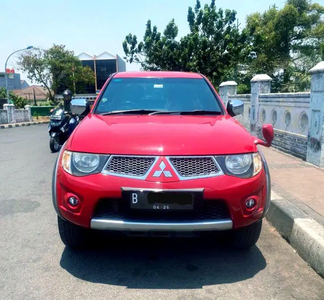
73;153;100;173
216;153;262;178
225;154;252;175
61;150;109;176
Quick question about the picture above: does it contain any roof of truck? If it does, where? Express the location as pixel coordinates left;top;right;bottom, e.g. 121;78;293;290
113;71;203;79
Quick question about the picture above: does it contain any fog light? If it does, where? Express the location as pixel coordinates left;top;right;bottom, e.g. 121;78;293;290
245;198;256;209
68;196;79;207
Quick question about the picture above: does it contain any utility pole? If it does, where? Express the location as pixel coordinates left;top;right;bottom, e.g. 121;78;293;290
94;55;97;93
4;46;33;103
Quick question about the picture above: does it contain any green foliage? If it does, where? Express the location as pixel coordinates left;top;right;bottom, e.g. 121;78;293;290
37;101;53;106
10;93;27;108
18;48;53;100
244;0;324;92
123;0;324;93
0;87;6;99
0;87;27;108
45;45;95;95
237;84;250;95
123;0;245;87
18;45;95;104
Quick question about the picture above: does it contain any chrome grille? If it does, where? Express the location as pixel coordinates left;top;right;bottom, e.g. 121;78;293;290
105;156;155;177
169;157;219;178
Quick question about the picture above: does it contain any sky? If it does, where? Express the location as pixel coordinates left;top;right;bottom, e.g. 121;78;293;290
1;0;287;84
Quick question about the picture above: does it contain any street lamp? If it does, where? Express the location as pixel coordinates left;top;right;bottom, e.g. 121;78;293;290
4;46;33;104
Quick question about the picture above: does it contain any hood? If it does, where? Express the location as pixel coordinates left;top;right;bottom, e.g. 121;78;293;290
68;114;257;155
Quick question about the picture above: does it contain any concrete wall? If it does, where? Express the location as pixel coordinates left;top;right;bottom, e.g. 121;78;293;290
219;61;324;167
0;110;8;124
0;105;32;124
258;93;310;135
258;127;308;160
15;109;31;123
221;88;310;160
257;93;310;160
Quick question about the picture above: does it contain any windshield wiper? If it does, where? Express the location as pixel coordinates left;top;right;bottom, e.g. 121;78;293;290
179;110;222;115
101;109;222;116
149;110;222;116
101;109;159;116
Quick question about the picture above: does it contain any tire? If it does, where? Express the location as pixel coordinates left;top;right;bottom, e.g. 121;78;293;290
57;216;89;249
50;137;60;153
230;220;262;250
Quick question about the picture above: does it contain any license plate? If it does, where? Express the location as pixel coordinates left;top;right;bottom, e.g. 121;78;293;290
125;191;194;211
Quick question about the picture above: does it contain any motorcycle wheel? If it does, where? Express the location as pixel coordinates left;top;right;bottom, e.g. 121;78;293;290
50;137;61;153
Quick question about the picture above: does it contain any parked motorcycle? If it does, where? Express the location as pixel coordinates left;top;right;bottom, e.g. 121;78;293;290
48;98;90;153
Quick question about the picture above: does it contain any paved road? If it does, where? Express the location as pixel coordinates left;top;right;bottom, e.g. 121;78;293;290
1;125;324;300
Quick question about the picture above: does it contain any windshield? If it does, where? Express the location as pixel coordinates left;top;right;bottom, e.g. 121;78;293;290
94;77;223;115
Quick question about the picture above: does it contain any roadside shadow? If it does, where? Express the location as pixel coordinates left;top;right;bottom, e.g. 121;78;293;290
60;234;266;289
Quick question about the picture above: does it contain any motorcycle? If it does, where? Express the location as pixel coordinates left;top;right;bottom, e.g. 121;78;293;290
48;98;90;153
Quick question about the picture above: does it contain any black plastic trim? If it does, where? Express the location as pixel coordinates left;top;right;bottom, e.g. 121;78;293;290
259;150;271;217
52;145;66;219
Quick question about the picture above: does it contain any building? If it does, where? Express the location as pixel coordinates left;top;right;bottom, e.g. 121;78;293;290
13;85;50;103
20;80;29;89
0;69;22;90
76;51;126;94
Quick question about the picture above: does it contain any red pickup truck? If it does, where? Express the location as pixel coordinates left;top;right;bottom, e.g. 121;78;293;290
52;71;273;250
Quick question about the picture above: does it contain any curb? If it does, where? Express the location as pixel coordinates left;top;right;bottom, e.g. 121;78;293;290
0;121;49;129
266;192;324;278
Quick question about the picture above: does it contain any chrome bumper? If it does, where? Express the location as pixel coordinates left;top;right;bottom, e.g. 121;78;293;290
90;218;233;231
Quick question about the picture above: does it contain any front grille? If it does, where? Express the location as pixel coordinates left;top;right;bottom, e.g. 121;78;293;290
94;198;230;222
169;157;219;178
105;156;155;177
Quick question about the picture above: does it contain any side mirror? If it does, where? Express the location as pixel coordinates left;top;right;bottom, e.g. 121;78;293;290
71;98;90;116
255;124;274;147
227;99;244;117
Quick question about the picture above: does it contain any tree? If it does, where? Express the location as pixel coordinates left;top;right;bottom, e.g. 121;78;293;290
18;48;54;101
0;87;27;108
123;0;323;93
18;45;95;104
10;93;27;108
0;87;6;99
123;0;246;87
243;0;324;92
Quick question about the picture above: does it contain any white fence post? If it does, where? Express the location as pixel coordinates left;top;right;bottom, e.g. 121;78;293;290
250;74;272;134
306;61;324;167
25;105;32;122
219;81;238;107
3;104;15;123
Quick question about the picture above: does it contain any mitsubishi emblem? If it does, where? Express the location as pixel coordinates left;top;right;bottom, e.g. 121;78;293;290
153;161;173;178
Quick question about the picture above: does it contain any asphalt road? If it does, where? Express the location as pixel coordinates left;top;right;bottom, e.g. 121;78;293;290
1;125;324;300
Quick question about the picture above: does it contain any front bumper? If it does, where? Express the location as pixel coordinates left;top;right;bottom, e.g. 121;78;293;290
90;219;233;231
52;152;270;231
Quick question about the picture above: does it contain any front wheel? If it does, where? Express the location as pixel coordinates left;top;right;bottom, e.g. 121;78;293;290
57;216;89;249
50;136;60;153
230;220;262;250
